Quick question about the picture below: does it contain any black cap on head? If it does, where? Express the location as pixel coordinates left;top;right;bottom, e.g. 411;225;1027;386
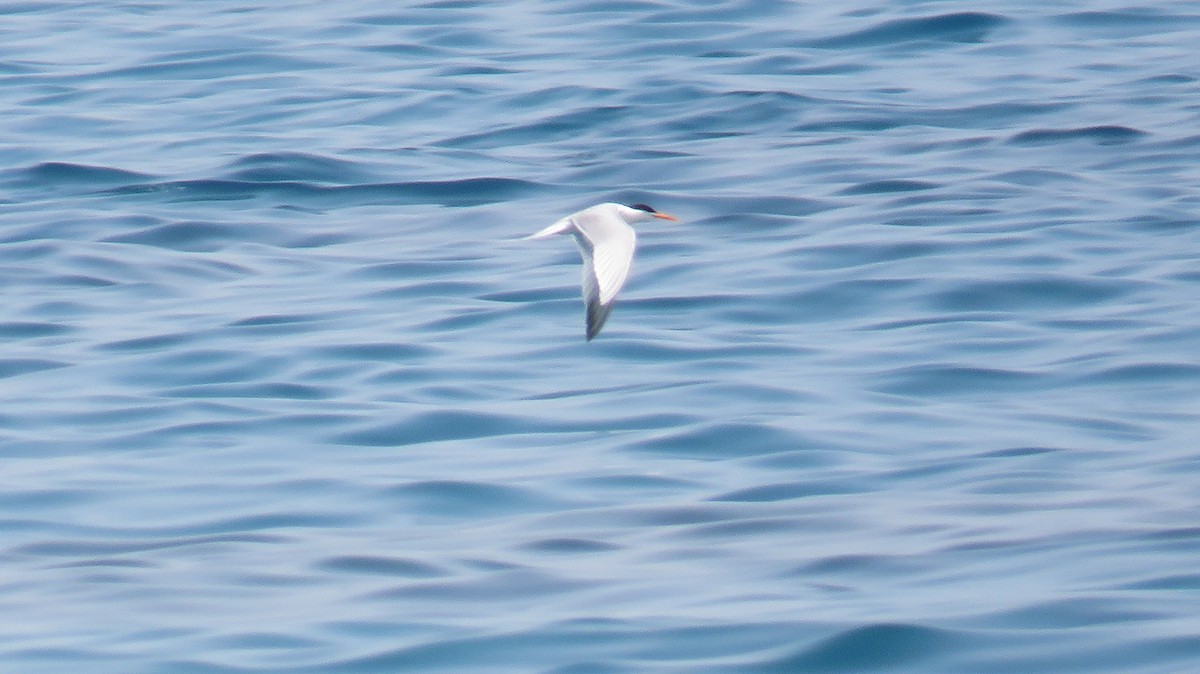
629;203;658;213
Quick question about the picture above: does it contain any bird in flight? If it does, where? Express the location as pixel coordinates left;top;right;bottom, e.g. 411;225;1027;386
525;202;678;340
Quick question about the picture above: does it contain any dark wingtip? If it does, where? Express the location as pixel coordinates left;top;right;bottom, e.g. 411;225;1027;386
586;300;614;341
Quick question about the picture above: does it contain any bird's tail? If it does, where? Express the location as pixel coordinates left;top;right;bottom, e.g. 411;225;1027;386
523;217;573;240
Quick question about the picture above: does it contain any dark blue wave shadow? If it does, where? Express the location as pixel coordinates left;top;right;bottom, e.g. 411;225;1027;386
711;480;864;503
519;537;621;554
754;623;961;672
101;52;325;80
11;162;150;187
334;410;541;446
317;555;445;578
435;105;631;149
15;533;286;557
11;155;547;208
628;422;802;459
874;364;1045;397
930;276;1130;313
0;358;70;378
1053;9;1200;37
0;321;73;338
224;151;376;183
805;12;1009;49
384;480;563;518
1009;126;1147;146
101;220;247;252
838;179;940;196
159;382;335;401
103;176;542;207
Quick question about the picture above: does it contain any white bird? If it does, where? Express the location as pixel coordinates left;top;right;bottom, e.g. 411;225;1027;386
525;202;678;340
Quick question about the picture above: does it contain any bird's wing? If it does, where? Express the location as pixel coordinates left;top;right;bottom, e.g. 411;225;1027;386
572;210;637;340
574;235;614;341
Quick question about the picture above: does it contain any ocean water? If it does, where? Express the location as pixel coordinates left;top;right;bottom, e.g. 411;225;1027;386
2;1;1200;672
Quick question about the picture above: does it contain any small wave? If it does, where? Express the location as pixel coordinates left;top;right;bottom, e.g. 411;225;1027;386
990;596;1161;629
838;179;940;196
932;276;1129;312
383;480;564;518
754;623;960;672
16;162;149;187
794;553;920;576
101;220;246;251
16;533;285;557
228;313;325;327
1121;573;1200;591
1073;363;1200;385
1009;125;1147;146
360;173;540;203
436;106;630;149
806;12;1008;49
0;321;73;338
103;51;324;80
102;178;300;202
0;358;69;379
96;333;192;352
225;151;374;183
711;480;862;503
437;63;518;77
314;342;438;362
160;382;335;400
989;168;1081;186
334;410;543;446
520;537;622;554
628;421;801;459
570;473;700;493
106;176;542;207
700;195;829;218
622;503;736;527
318;555;445;578
875;363;1044;396
1053;10;1200;37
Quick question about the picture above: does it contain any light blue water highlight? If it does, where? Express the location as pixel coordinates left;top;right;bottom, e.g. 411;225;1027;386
2;2;1200;672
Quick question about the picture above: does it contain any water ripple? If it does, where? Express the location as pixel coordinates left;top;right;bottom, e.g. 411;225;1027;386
1010;125;1148;146
754;623;961;672
806;12;1009;49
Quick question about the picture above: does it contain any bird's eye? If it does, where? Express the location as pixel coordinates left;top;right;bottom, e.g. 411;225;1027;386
630;203;657;213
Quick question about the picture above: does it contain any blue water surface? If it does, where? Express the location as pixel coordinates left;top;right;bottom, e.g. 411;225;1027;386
3;2;1200;672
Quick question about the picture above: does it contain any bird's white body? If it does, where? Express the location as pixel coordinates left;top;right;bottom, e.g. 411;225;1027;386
526;202;676;340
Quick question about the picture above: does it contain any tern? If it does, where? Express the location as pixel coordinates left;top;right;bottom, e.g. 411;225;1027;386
525;202;678;340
